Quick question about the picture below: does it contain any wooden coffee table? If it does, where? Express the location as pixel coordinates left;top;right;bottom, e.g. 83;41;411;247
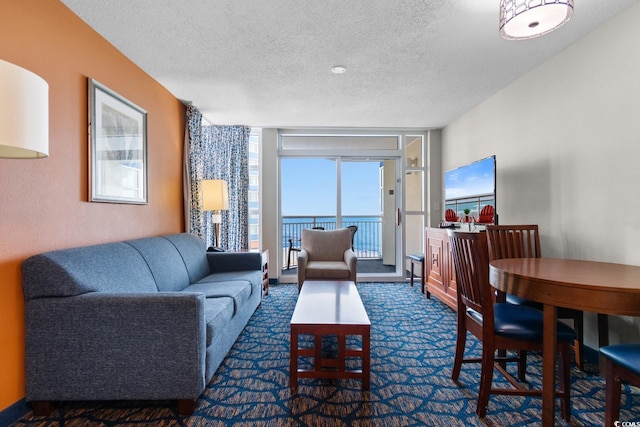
290;280;371;390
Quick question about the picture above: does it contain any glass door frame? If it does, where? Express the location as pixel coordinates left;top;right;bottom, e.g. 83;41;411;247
277;129;427;283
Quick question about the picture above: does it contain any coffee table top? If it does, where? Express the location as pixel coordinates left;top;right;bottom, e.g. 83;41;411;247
291;281;370;326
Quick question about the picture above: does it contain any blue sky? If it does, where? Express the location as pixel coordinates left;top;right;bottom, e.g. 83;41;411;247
281;158;381;217
445;156;495;200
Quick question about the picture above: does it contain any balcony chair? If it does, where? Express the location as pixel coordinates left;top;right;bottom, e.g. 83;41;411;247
448;230;576;420
475;205;495;224
346;224;358;251
297;228;357;291
599;344;640;426
286;226;324;270
445;208;458;222
486;224;585;370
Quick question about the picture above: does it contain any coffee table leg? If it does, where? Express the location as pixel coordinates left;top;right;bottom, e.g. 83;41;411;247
314;334;322;372
363;329;370;390
290;327;298;389
338;334;346;373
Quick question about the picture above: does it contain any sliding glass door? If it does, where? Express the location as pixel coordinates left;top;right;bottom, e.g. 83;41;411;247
278;131;426;283
280;156;403;281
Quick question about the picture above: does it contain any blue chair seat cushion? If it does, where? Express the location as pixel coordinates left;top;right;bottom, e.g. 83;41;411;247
467;303;577;342
600;344;640;375
506;293;539;307
408;253;425;262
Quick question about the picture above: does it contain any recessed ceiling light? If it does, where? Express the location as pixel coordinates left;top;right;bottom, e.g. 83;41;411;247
331;66;346;74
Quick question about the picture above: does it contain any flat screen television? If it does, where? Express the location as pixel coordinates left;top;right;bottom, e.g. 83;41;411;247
444;155;497;224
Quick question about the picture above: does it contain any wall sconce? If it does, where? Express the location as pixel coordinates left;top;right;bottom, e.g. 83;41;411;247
202;179;229;250
406;157;418;175
0;59;49;158
499;0;574;40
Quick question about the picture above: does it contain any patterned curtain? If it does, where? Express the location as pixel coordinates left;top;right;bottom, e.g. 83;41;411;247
184;105;208;242
206;125;250;251
184;105;250;250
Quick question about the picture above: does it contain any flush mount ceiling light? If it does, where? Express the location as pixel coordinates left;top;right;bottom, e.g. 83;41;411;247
331;66;346;74
499;0;574;40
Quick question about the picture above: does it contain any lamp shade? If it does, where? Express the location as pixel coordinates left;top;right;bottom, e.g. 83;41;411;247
0;59;49;158
499;0;574;40
202;179;229;211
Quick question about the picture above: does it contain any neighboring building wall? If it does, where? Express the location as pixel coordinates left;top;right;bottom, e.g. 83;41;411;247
0;0;185;411
443;3;640;346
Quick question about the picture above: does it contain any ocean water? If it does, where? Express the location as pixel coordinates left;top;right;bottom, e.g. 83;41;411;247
282;216;382;253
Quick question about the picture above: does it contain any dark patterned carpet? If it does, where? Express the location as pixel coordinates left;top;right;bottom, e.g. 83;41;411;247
12;282;640;426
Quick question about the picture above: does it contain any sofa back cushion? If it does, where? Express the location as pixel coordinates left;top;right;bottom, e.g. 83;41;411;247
163;233;210;283
125;236;191;292
22;243;157;300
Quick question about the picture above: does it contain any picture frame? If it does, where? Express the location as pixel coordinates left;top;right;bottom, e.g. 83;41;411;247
88;79;148;204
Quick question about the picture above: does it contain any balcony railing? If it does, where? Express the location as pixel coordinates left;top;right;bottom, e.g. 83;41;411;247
282;215;382;269
444;194;494;221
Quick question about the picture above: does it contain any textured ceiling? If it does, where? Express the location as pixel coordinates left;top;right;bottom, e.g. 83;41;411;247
60;0;639;128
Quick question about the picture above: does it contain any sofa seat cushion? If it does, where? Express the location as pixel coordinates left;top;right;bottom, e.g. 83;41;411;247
203;297;234;346
182;281;252;315
304;261;351;280
197;270;260;287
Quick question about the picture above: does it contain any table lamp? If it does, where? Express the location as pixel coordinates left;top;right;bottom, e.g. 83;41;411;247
202;179;229;250
0;59;49;158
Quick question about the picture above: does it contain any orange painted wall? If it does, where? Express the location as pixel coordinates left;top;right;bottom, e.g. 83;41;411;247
0;0;186;411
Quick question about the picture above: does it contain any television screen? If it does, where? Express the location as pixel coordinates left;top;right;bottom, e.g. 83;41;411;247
444;155;496;224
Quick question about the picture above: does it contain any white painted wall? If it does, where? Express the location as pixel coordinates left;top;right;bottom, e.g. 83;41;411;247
442;3;640;346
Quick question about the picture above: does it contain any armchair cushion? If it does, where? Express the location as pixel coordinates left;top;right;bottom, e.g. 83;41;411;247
304;261;353;280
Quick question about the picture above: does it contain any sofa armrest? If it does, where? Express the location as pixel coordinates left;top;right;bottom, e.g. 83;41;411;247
25;292;207;401
206;252;261;273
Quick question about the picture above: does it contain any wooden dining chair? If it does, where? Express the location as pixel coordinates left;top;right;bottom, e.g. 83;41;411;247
600;344;640;426
486;224;585;370
448;230;576;420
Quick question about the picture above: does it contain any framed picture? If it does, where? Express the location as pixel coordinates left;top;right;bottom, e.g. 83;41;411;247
88;79;148;204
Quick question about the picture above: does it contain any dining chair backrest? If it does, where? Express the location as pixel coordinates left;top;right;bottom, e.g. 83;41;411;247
485;224;541;261
448;230;492;319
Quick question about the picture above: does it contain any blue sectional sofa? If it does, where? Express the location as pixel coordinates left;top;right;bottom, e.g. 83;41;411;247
21;233;263;416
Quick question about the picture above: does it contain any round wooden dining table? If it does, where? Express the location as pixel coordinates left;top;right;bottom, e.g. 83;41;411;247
489;257;640;427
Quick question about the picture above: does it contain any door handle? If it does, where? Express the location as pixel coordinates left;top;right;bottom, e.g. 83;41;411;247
397;208;401;226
